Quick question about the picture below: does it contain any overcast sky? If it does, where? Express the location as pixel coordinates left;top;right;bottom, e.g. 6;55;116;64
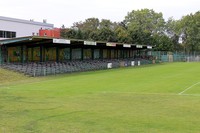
0;0;199;27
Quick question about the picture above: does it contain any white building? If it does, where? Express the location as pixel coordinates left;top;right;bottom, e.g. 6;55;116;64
0;16;54;40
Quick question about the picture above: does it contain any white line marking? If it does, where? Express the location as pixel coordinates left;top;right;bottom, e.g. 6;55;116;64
181;94;200;97
102;91;200;97
101;91;177;96
179;81;200;95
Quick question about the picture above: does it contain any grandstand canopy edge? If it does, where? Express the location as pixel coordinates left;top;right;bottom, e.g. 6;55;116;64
0;36;154;63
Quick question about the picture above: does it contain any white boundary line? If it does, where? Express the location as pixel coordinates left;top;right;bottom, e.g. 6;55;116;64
102;91;200;97
180;94;200;97
178;81;200;95
101;91;177;96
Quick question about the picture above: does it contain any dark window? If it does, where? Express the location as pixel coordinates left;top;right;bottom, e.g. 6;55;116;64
11;32;16;38
0;30;4;37
6;31;11;38
0;30;16;38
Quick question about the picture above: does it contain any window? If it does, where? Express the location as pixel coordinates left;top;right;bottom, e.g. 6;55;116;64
0;30;4;37
6;31;11;38
11;32;16;38
0;30;16;38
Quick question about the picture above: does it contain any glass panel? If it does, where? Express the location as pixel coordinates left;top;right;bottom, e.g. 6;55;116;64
0;31;3;37
94;49;100;59
83;49;92;59
72;48;81;60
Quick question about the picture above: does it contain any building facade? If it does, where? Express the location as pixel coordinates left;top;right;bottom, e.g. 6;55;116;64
0;16;54;40
39;28;60;38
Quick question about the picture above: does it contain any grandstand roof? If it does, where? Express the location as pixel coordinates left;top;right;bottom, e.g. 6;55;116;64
0;36;154;49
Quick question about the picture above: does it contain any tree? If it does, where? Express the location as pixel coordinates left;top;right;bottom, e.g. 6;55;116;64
165;17;183;51
60;28;77;39
110;21;132;43
178;11;200;53
72;18;100;40
124;9;165;45
60;9;200;53
97;19;117;42
152;34;173;51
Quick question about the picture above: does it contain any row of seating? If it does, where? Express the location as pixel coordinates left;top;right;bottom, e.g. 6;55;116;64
1;59;153;76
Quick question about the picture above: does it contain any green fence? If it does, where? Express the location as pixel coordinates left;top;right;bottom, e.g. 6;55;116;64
173;52;186;62
152;51;186;62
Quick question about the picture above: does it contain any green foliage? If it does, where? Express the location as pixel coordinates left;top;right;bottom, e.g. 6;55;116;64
178;11;200;52
114;25;132;43
165;18;183;51
97;19;117;42
1;63;200;132
98;27;116;42
60;9;200;52
60;28;78;39
125;9;165;34
152;34;173;51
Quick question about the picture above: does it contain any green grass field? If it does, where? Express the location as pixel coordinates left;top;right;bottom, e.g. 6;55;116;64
0;63;200;133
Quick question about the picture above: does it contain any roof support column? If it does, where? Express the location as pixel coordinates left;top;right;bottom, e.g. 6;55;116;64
4;45;8;63
69;48;72;61
91;48;94;60
56;47;59;62
81;48;84;60
100;49;103;60
40;45;43;62
21;45;24;63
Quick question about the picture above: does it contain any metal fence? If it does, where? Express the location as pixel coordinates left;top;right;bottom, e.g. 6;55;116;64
186;56;200;62
152;51;200;62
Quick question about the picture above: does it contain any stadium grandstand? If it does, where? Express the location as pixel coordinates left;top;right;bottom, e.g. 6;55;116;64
0;36;154;76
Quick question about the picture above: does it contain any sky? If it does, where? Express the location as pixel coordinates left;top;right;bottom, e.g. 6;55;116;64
0;0;199;28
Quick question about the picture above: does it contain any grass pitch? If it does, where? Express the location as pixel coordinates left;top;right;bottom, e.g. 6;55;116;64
0;63;200;133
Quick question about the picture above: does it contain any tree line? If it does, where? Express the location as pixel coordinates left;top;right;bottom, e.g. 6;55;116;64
61;9;200;52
